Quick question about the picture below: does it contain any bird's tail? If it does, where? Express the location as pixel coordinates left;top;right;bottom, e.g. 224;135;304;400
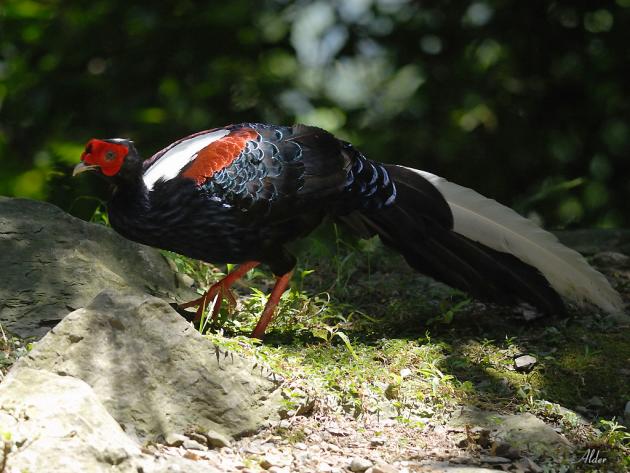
346;164;623;315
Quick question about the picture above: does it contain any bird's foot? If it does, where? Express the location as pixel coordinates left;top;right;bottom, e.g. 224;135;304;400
251;270;293;339
178;261;261;328
179;282;237;326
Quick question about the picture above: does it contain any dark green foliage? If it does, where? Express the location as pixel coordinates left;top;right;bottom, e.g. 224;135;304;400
1;0;629;226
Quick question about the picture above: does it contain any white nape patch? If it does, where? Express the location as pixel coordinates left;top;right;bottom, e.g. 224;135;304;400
143;129;230;190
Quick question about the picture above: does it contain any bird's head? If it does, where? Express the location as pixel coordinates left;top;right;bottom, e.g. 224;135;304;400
73;138;140;180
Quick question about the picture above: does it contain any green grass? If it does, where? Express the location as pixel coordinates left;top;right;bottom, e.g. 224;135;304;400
162;229;630;468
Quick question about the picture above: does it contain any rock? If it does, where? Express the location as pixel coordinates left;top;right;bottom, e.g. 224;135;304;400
258;452;292;469
449;406;572;457
369;436;386;446
591;251;630;269
624;400;630;426
587;396;604;408
367;462;398;473
0;367;219;473
204;430;232;448
555;229;630;256
514;354;537;372
182;438;207;450
0;197;193;339
164;432;188;446
350;456;373;472
13;289;283;442
400;368;412;378
478;455;510;464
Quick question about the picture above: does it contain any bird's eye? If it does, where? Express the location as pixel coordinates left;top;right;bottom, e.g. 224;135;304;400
104;150;117;161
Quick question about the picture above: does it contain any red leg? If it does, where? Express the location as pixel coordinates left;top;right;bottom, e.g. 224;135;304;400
251;270;293;339
179;261;260;324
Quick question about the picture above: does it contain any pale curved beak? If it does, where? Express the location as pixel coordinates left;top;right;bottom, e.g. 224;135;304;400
72;162;100;176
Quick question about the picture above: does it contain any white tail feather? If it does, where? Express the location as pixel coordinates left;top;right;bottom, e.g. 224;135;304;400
406;167;624;314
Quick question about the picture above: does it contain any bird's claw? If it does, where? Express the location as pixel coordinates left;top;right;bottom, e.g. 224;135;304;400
178;282;237;327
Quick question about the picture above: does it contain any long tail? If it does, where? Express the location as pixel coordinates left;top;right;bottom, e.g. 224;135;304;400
345;163;623;315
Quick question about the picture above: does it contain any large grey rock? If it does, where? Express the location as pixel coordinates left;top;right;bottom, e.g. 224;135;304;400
13;289;283;442
0;367;220;472
0;197;192;339
449;406;572;458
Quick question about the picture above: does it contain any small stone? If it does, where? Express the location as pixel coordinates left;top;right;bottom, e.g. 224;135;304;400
369;462;398;473
327;427;348;436
164;432;187;446
587;396;604;408
204;430;231;448
514;354;537;372
317;462;333;472
261;453;291;468
350;457;373;472
182;438;207;450
186;431;208;444
400;368;412;379
592;251;630;268
369;437;386;446
178;273;195;287
294;442;308;450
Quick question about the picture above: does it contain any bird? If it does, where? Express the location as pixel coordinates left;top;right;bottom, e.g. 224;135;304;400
73;123;624;338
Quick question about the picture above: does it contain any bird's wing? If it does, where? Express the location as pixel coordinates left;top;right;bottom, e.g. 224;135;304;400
143;123;351;217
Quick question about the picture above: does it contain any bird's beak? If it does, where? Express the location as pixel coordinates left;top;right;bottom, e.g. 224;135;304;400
72;162;100;176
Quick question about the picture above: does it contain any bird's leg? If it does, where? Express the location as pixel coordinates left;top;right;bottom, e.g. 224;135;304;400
179;261;260;324
251;270;293;339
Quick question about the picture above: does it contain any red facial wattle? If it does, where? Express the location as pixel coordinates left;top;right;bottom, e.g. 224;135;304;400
81;139;129;176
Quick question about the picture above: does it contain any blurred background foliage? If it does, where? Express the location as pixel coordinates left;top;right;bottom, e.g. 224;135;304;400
1;0;629;227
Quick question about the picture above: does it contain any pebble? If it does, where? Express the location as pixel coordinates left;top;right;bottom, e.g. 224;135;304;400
260;453;291;468
182;438;207;450
367;462;398;473
369;437;385;447
399;368;412;379
350;457;373;472
205;430;231;448
164;432;187;447
514;354;537;372
587;396;604;408
317;462;333;472
327;427;348;437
